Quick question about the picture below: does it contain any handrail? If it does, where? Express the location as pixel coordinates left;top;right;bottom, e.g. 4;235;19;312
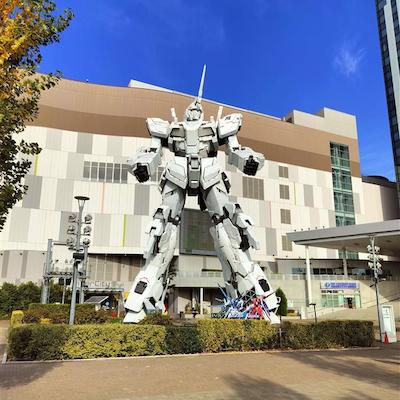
175;271;399;281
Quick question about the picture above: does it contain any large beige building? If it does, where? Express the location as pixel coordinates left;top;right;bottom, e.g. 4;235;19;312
0;78;398;315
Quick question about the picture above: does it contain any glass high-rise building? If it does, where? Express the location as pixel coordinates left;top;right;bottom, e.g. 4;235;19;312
376;0;400;203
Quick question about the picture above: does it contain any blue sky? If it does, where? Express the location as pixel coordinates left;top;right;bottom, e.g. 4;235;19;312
39;0;395;180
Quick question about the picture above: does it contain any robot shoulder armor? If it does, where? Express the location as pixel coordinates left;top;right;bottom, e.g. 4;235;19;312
146;118;170;139
217;113;242;139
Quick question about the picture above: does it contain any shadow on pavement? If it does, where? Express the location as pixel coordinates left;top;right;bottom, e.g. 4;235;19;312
279;348;400;391
336;391;389;400
224;373;311;400
0;362;59;390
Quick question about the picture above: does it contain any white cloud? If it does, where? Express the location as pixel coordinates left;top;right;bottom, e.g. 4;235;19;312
334;42;365;76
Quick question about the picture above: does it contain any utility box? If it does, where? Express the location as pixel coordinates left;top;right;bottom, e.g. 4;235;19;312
380;304;397;343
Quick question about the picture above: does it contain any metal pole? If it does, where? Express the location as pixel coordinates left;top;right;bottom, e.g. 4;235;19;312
79;245;89;304
371;236;384;342
305;245;312;305
62;277;66;304
69;261;79;325
200;287;204;315
69;198;85;325
41;239;52;304
313;304;317;324
342;248;348;278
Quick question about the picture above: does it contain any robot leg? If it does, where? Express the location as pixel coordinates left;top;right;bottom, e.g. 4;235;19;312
204;179;280;323
124;180;185;323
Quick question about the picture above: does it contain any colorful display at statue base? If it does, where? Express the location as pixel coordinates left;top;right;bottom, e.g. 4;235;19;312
216;286;279;320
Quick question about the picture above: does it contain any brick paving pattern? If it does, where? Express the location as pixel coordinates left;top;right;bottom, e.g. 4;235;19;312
1;343;399;400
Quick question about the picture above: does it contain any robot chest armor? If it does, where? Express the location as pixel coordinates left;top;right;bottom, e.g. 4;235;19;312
169;123;218;157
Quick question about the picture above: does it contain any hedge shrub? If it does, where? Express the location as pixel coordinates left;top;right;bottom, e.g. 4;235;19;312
139;312;173;326
8;319;374;361
283;320;375;349
23;303;110;324
197;319;276;352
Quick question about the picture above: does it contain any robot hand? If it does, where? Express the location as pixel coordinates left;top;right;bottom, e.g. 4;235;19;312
243;155;260;176
128;145;161;183
133;163;150;182
238;149;264;176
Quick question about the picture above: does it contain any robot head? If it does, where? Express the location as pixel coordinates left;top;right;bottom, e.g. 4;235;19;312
184;100;203;122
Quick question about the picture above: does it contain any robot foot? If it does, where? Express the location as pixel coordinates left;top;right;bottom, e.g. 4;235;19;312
123;309;147;324
266;311;280;325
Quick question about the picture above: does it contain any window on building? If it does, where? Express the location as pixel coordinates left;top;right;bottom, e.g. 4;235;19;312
113;163;121;182
121;164;128;183
281;235;292;252
83;161;129;184
332;169;352;191
83;161;90;179
278;165;289;179
333;192;354;213
90;162;98;180
279;184;290;200
292;267;306;275
106;163;113;182
330;143;350;170
98;162;106;181
243;176;264;200
335;215;355;226
179;209;215;255
280;209;291;224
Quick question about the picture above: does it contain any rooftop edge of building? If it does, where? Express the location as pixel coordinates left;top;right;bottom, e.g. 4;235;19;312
128;78;358;139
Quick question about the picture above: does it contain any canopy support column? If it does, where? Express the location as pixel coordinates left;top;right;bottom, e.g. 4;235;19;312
342;248;348;277
305;245;312;306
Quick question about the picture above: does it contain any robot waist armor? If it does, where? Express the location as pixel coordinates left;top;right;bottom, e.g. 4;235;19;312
164;156;221;194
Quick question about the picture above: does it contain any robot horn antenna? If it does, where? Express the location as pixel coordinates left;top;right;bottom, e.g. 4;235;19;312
197;64;206;104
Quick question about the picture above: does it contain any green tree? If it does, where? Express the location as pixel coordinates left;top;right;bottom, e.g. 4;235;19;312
17;281;41;309
48;281;71;303
0;281;41;316
275;287;288;316
0;1;73;231
0;282;19;316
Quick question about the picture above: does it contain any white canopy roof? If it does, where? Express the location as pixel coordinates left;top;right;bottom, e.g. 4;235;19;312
287;219;400;257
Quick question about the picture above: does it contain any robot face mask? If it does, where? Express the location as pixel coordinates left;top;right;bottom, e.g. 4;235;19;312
185;101;203;121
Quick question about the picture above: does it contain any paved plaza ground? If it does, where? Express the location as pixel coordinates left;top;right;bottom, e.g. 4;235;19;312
1;343;399;400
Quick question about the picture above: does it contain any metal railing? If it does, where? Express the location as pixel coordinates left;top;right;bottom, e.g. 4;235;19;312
175;271;400;282
176;271;223;278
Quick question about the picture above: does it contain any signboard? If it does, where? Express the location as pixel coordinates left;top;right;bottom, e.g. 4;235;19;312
51;243;74;273
320;281;359;290
87;281;124;290
380;304;397;343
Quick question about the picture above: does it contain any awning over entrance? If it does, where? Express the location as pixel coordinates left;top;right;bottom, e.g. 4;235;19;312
287;219;400;257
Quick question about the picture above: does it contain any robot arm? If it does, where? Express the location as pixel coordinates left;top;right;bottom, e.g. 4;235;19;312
218;113;264;176
128;136;162;182
225;135;265;176
128;117;169;182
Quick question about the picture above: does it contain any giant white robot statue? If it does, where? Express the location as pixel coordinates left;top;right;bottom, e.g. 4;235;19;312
124;66;280;324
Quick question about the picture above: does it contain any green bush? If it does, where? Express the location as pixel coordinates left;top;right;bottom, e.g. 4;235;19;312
0;282;41;317
64;325;167;359
139;312;173;326
165;326;201;354
283;320;374;349
7;319;374;361
197;319;277;352
275;287;288;316
8;324;69;361
23;303;110;324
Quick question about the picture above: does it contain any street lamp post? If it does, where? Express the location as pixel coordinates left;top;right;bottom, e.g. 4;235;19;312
68;196;90;325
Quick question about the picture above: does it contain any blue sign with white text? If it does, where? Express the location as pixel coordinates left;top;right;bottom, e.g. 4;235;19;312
322;281;358;290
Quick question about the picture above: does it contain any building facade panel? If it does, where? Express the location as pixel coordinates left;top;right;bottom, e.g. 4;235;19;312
0;78;398;315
